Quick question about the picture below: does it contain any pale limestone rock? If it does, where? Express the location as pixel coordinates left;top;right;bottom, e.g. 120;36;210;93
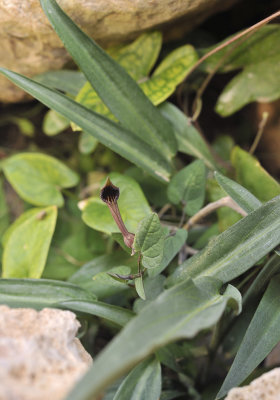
0;305;92;400
0;0;239;103
225;368;280;400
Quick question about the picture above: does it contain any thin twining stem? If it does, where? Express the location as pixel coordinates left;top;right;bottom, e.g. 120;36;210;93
182;10;280;84
183;196;247;230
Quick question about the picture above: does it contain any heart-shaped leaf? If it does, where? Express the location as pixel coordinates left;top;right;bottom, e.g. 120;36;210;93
3;152;79;206
133;213;166;269
168;159;206;216
2;206;57;278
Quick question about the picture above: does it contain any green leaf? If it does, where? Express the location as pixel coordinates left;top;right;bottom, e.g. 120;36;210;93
2;152;79;206
0;68;172;182
58;300;134;327
207;179;241;232
167;160;206;216
34;70;86;96
0;278;96;307
0;278;133;327
159;102;217;170
71;31;162;131
91;266;131;299
113;357;161;400
68;253;134;291
40;0;177;160
231;146;280;202
0;177;10;241
78;131;98;154
215;171;262;213
107;31;162;81
148;229;188;278
217;275;280;399
81;173;151;234
133;213;165;269
13;117;35;137
65;277;240;400
203;25;280;115
141;45;198;106
223;254;280;355
135;275;146;300
168;195;280;287
2;206;57;278
43;109;70;136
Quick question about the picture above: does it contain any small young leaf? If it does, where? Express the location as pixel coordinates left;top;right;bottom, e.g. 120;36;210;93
159;102;217;170
2;206;57;279
217;275;280;398
113;357;161;400
168;160;206;216
3;152;79;207
81;173;151;234
215;171;262;213
133;213;165;269
91;266;131;299
148;229;187;277
78;131;98;154
68;253;134;291
134;275;146;300
231;146;280;202
43;109;70;136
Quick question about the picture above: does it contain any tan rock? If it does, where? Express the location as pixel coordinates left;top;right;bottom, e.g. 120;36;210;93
0;0;239;103
0;305;92;400
225;368;280;400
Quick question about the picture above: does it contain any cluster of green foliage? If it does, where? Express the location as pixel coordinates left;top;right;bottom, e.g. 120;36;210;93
1;1;280;399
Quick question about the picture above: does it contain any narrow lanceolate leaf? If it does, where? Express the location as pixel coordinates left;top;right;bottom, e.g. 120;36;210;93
215;171;262;213
113;358;161;400
133;213;166;269
0;278;96;307
168;195;280;287
135;275;146;300
34;70;86;96
3;152;79;207
159;102;217;170
167;160;206;216
0;69;172;182
217;276;280;399
231;146;280;202
0;279;133;327
65;277;240;400
2;207;57;279
40;0;177;160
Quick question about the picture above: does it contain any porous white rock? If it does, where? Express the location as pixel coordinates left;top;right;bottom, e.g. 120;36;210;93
225;368;280;400
0;305;92;400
